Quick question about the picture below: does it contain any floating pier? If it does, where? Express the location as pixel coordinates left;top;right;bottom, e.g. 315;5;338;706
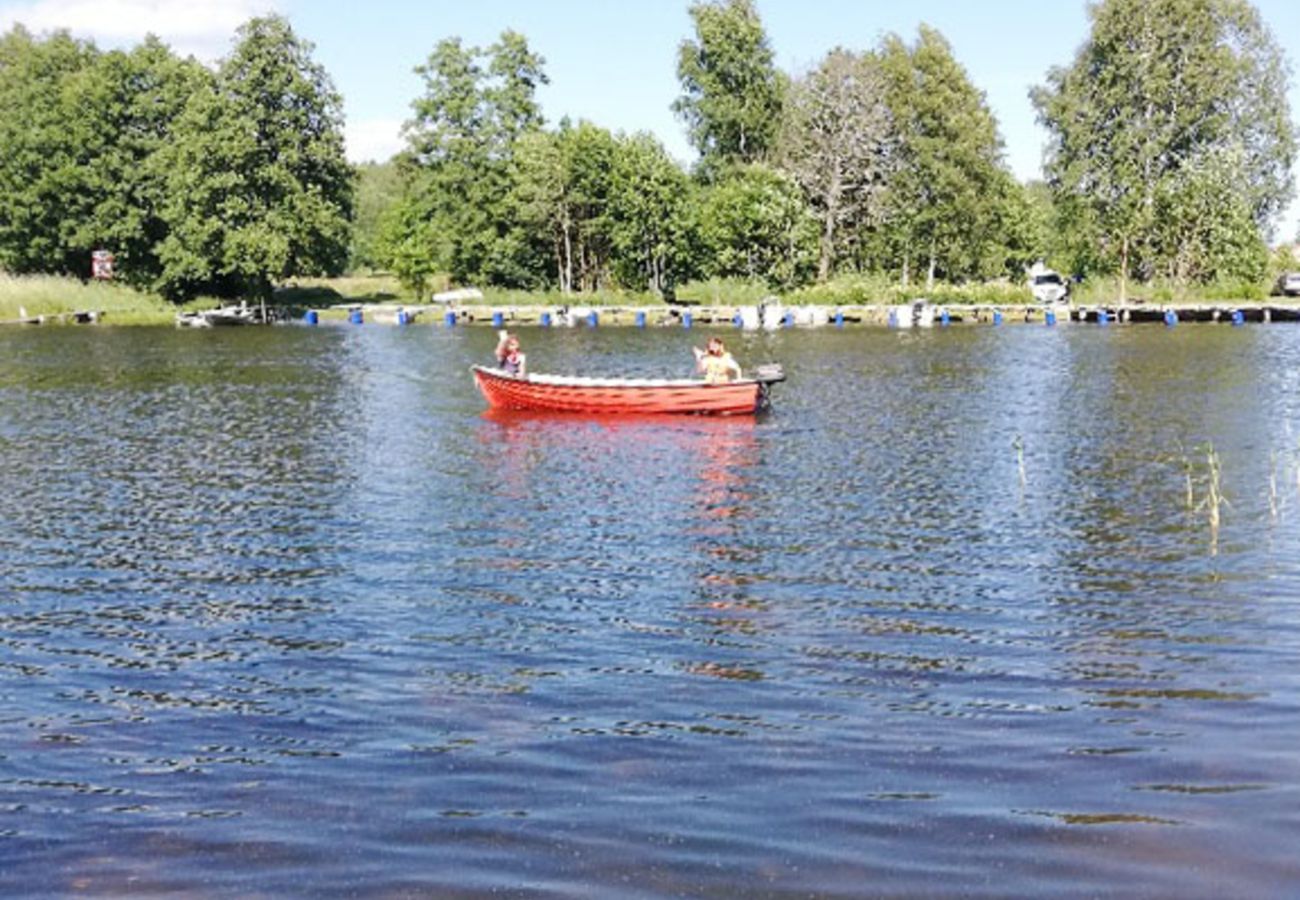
320;300;1300;329
0;309;103;327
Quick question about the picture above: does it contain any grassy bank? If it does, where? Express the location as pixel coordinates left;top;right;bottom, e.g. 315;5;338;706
3;270;1283;330
0;274;227;325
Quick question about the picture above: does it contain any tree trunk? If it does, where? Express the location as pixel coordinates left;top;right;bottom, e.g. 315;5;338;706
562;222;573;294
819;211;834;283
1119;235;1129;304
926;238;936;292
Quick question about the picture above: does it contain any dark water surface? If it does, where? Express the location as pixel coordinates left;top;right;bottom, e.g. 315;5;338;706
2;323;1300;896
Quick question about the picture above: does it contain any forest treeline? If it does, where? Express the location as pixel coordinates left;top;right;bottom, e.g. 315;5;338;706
0;0;1295;303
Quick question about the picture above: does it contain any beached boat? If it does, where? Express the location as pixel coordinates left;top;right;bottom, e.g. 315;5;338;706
472;364;785;415
175;302;263;328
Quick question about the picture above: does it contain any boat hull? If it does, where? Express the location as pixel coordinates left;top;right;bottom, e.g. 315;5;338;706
472;366;774;415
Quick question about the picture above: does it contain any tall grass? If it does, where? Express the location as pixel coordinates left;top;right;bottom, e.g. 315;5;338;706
1069;275;1270;305
0;274;178;325
788;274;1034;306
276;273;410;307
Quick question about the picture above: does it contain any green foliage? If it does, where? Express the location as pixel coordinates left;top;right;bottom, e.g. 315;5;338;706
1033;0;1295;294
156;15;354;300
350;160;404;271
508;123;697;297
876;26;1024;287
674;0;784;172
391;31;548;292
605;133;696;296
0;27;100;276
777;48;893;282
694;164;818;289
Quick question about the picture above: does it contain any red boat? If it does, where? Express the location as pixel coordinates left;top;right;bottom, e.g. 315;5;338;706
472;364;785;416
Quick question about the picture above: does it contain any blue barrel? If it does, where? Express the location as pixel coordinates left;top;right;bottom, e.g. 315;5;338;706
835;311;844;328
396;309;408;326
1231;309;1245;326
783;311;794;328
1097;310;1110;325
939;309;950;326
683;312;693;329
635;311;646;328
348;309;363;325
1045;309;1057;327
541;311;552;328
304;309;318;325
732;312;743;328
888;309;899;328
992;310;1003;326
587;310;598;327
444;311;456;327
1164;309;1178;327
492;311;503;327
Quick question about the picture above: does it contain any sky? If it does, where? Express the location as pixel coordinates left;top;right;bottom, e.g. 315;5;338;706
3;0;1300;237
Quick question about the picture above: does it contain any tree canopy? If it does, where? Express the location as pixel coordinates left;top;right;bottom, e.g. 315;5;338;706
3;0;1293;302
673;0;785;172
1033;0;1295;295
157;15;353;300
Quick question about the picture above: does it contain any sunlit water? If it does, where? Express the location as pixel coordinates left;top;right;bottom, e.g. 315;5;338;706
2;322;1299;896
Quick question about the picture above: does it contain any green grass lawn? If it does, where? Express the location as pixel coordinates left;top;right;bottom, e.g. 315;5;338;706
0;274;182;325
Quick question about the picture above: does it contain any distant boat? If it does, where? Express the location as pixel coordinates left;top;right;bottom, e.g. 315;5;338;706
175;303;262;328
472;364;786;416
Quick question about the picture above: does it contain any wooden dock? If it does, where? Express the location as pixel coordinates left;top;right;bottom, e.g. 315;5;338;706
322;300;1300;328
0;310;103;327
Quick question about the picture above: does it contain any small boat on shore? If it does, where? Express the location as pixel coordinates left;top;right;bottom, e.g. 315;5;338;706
175;302;263;328
472;364;785;416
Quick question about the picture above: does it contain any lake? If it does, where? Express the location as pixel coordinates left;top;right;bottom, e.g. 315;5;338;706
2;321;1299;896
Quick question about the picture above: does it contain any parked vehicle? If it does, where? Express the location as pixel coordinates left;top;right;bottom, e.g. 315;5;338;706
1274;272;1300;296
1027;262;1070;304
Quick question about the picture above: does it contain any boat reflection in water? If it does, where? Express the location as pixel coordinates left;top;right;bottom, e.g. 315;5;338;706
476;408;769;680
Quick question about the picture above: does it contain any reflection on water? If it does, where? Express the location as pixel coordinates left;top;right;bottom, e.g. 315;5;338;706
2;324;1300;895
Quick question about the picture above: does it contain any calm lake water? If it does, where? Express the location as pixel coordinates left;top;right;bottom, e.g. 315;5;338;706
3;321;1300;896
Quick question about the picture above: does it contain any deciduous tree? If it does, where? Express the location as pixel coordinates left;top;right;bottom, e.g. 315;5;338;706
157;15;353;300
878;26;1016;288
695;164;817;288
778;47;893;282
1032;0;1294;297
674;0;784;173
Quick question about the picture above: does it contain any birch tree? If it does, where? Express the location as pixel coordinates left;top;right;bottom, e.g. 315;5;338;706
674;0;784;173
1032;0;1294;296
778;48;893;282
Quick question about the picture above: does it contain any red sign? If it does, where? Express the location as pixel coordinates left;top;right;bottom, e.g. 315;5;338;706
91;250;114;280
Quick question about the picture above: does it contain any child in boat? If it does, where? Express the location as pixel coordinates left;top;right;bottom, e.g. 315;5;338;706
693;336;742;384
495;330;527;376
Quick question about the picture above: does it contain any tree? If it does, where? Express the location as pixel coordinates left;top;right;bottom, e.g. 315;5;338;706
509;121;617;293
0;27;98;276
351;159;404;272
157;15;353;300
695;164;817;287
778;47;894;282
673;0;784;172
395;31;547;290
878;25;1017;288
67;38;211;288
1032;0;1295;296
1152;146;1269;284
606;133;695;296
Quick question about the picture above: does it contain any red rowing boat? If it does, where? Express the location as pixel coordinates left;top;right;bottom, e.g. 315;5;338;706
472;364;785;415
